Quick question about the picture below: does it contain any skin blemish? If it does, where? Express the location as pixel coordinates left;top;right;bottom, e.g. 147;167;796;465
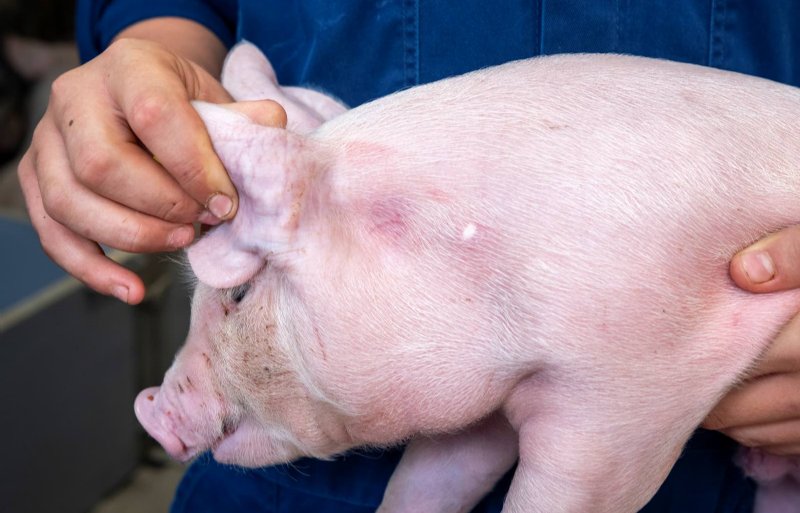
427;188;449;203
147;395;154;401
542;119;569;130
68;119;74;127
369;197;410;240
178;383;184;394
462;223;477;241
203;353;212;368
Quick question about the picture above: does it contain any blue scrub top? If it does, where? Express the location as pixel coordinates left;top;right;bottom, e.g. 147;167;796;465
78;0;800;107
75;1;785;512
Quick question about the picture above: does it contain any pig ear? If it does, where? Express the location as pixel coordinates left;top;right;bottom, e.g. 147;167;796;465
188;101;315;288
220;40;347;133
283;85;349;121
221;41;280;101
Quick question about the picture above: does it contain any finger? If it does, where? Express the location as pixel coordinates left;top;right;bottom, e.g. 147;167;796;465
18;151;146;304
725;418;800;449
54;96;204;224
221;100;288;128
107;50;241;219
757;442;800;457
730;225;800;293
749;312;800;377
703;372;800;430
33;116;196;253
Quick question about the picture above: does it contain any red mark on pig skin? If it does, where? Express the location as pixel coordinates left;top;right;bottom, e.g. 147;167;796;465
344;140;394;167
147;395;154;401
427;188;450;203
203;353;212;368
369;197;410;240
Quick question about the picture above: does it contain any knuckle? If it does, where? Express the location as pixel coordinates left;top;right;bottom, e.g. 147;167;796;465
702;410;727;431
783;393;800;416
39;185;69;220
37;233;59;262
48;70;76;102
128;94;171;134
105;38;130;54
70;262;100;289
16;150;33;181
169;155;206;190
104;38;141;60
74;147;114;188
159;196;198;222
119;218;148;251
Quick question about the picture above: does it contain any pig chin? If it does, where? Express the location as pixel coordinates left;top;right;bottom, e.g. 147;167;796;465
211;418;306;467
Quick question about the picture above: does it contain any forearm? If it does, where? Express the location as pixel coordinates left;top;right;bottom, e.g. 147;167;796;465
115;17;226;78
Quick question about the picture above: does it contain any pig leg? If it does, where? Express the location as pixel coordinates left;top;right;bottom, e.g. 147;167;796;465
739;448;800;513
754;480;800;513
377;413;518;513
502;378;696;513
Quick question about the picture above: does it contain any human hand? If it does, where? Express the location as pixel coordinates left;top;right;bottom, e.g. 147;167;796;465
703;232;800;455
17;36;286;304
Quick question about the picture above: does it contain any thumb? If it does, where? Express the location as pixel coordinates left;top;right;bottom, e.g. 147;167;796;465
730;225;800;292
221;100;288;128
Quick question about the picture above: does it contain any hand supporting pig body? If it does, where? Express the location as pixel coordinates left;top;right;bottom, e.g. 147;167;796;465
135;43;800;512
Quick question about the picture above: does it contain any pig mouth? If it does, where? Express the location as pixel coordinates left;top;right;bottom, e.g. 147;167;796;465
209;417;239;455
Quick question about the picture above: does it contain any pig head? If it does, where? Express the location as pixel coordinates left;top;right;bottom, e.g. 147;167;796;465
135;42;800;513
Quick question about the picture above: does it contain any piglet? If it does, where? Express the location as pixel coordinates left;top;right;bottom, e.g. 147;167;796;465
135;42;800;512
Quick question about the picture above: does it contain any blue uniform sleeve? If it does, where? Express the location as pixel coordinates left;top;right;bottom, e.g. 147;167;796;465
75;0;238;63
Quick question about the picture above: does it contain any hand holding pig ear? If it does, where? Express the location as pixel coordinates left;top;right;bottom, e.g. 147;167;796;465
16;22;287;304
704;233;800;454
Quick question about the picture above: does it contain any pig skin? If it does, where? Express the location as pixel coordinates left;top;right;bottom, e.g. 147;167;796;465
133;42;800;513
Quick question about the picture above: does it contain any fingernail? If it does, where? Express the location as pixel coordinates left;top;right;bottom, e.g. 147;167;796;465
112;285;129;303
207;194;233;219
740;251;775;284
198;209;221;226
168;226;195;248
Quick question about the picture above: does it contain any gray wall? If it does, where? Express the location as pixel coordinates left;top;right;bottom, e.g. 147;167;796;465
0;215;190;513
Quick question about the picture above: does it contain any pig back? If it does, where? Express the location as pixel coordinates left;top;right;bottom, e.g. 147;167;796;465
304;53;800;394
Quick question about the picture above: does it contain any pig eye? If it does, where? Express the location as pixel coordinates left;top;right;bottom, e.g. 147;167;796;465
230;283;251;304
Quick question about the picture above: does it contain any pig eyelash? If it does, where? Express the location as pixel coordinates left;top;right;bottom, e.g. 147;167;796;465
228;283;252;304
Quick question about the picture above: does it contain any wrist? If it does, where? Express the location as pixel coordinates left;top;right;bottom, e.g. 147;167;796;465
114;17;226;78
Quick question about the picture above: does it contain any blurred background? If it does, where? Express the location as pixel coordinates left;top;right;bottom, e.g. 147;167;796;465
1;1;191;512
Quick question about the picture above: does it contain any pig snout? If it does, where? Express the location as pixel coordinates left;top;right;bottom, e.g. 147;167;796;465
134;376;232;462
